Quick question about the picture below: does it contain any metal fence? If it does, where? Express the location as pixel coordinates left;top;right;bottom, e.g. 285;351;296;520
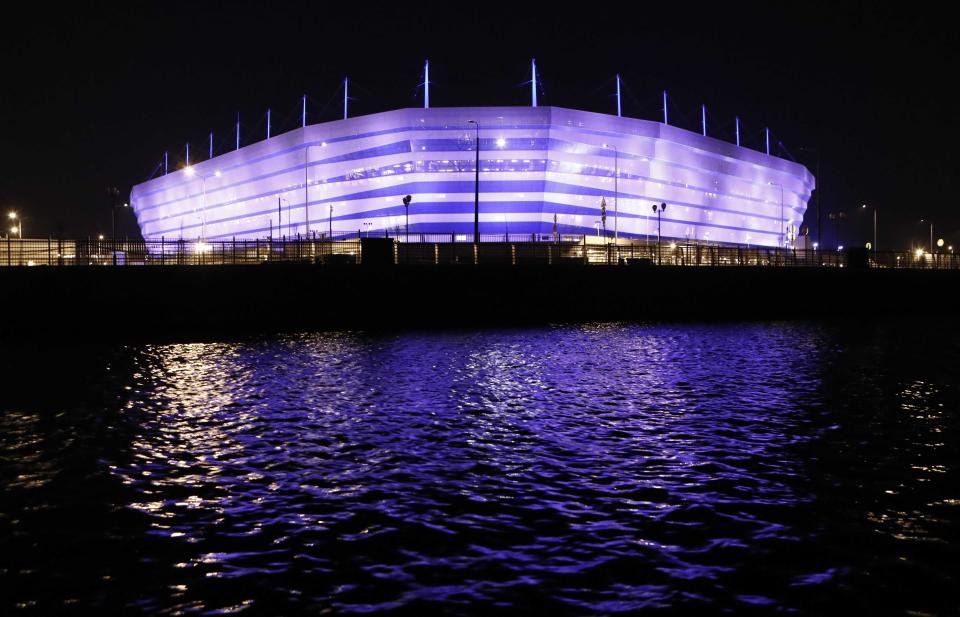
2;235;959;269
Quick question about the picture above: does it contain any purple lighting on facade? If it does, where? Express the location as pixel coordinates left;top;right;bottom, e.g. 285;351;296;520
130;106;814;248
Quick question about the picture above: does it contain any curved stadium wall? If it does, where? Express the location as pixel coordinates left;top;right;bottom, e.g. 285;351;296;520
130;106;815;247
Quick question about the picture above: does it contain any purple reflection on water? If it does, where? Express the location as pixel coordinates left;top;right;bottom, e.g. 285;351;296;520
109;324;825;613
2;321;958;615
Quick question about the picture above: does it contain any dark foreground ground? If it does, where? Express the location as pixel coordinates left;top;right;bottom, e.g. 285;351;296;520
1;264;958;340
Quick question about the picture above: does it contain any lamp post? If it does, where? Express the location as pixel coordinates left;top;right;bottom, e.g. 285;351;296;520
184;166;221;240
304;145;315;239
828;211;846;251
602;143;618;243
859;203;878;259
651;202;666;264
402;194;412;242
467;120;480;243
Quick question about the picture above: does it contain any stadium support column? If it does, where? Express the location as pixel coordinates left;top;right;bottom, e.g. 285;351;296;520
662;91;668;125
735;116;741;146
468;120;480;243
344;78;349;120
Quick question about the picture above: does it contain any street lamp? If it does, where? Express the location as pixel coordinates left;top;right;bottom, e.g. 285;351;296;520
860;203;877;257
402;194;412;241
651;202;666;264
602;143;618;242
919;219;934;255
7;211;21;239
467;120;480;243
828;211;846;250
184;166;220;240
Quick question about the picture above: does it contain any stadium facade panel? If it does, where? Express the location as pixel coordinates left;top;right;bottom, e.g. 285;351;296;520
130;106;815;247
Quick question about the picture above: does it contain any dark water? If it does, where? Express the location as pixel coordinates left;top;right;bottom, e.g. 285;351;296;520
1;322;958;615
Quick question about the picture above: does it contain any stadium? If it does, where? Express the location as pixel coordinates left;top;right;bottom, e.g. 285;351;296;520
129;105;815;248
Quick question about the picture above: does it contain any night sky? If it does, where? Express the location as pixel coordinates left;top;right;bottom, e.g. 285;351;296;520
1;2;955;249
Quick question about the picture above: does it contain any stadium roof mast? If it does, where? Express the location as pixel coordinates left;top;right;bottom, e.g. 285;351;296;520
424;59;430;109
531;58;537;107
344;77;349;120
615;74;622;117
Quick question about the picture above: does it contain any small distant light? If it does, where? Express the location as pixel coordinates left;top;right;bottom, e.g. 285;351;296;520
837;245;844;251
7;211;16;220
812;242;819;249
123;202;129;208
669;242;677;249
9;226;17;234
98;234;104;240
496;137;506;148
915;248;924;258
184;166;196;176
214;170;222;177
321;142;327;147
27;260;35;266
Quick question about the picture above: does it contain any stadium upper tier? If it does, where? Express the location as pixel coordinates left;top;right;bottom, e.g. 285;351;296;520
130;106;814;247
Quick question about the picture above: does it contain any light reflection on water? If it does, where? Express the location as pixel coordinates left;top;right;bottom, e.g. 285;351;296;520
1;322;958;615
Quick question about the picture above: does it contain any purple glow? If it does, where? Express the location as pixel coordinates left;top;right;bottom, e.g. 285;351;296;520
131;106;814;247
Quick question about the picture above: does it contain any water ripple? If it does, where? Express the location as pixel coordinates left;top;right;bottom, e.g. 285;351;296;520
1;321;958;615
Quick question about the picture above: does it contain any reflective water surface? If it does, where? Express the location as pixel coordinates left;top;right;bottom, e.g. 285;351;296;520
1;322;958;615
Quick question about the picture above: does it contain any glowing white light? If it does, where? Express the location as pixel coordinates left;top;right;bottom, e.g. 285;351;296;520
184;166;196;176
214;170;222;177
496;137;506;148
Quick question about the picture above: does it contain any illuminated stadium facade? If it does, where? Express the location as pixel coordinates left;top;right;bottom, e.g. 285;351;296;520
130;106;815;247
